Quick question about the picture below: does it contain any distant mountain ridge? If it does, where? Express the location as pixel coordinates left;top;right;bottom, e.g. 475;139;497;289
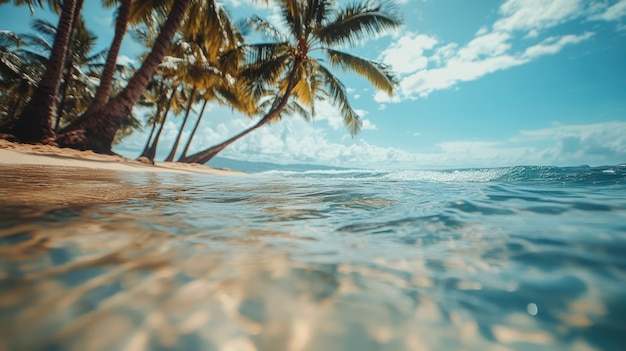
207;157;351;173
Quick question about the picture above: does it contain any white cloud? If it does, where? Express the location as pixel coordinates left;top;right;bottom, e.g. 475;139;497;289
521;32;594;59
589;0;626;21
493;0;585;33
116;107;626;169
430;43;458;67
376;0;601;103
116;55;136;66
314;101;350;131
515;121;626;164
377;32;438;74
381;54;527;101
456;31;512;61
361;119;377;131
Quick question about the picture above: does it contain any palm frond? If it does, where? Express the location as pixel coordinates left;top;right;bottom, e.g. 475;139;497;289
0;30;23;47
282;99;312;122
245;42;290;65
277;0;303;39
86;48;109;64
0;58;22;79
19;49;49;65
217;4;244;49
247;15;286;42
129;0;170;26
325;49;396;95
219;47;244;76
315;62;361;135
30;18;57;39
241;54;290;101
311;0;334;30
316;0;401;47
240;44;291;90
291;60;315;107
21;34;52;53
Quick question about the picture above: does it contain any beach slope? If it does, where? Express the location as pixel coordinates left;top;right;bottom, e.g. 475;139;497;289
0;140;245;175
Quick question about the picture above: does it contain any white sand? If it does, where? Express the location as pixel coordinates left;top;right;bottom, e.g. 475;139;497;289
0;139;246;176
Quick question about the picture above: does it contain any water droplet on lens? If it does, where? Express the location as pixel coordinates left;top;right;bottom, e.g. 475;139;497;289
527;303;538;316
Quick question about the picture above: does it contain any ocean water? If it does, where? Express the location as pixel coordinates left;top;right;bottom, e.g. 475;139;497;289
0;164;625;350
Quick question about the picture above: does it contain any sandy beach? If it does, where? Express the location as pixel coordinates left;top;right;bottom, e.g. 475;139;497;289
0;139;246;176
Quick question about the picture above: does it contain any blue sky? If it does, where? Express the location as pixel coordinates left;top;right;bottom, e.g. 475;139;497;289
2;0;626;169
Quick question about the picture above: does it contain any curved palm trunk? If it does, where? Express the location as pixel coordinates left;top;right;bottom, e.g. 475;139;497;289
139;80;166;157
55;0;84;131
139;115;158;156
143;86;178;161
8;0;78;142
178;98;208;161
57;0;190;153
179;115;268;164
54;70;72;130
180;58;303;164
164;86;196;162
85;0;131;114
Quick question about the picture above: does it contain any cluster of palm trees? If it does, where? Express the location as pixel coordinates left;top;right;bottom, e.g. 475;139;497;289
1;0;402;164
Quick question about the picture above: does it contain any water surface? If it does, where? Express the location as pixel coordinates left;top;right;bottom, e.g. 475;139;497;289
1;164;625;350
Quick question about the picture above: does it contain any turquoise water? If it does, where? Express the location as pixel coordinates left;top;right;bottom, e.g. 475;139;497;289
0;164;625;350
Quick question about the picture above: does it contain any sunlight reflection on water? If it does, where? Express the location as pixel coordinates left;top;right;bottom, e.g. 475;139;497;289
0;165;625;350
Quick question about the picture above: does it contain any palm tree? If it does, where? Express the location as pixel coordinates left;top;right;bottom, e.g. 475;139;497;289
136;78;164;157
22;18;105;130
4;0;82;142
177;97;208;161
0;30;40;123
163;84;198;162
0;14;102;130
180;0;401;164
137;31;192;162
177;82;254;161
84;0;133;114
163;4;246;162
141;82;181;160
56;0;192;153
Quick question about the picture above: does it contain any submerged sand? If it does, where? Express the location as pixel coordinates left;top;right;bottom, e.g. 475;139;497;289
0;139;245;176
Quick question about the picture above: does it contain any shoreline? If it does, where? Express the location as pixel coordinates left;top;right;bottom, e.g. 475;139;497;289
0;139;247;176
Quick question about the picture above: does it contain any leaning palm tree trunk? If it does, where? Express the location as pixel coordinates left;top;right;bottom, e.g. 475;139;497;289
57;0;190;153
178;98;208;161
180;59;303;164
139;116;158;157
55;0;85;131
7;0;78;142
142;85;178;161
164;86;196;162
179;114;266;164
85;0;131;114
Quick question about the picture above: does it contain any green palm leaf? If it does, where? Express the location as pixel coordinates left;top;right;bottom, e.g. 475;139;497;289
241;44;291;88
326;48;396;95
315;62;361;135
317;0;401;47
291;59;316;107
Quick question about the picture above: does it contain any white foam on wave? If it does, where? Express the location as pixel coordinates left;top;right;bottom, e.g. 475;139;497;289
259;168;513;183
259;169;377;176
384;168;511;183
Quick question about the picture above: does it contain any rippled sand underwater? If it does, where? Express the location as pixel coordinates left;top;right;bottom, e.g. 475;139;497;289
1;165;625;351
